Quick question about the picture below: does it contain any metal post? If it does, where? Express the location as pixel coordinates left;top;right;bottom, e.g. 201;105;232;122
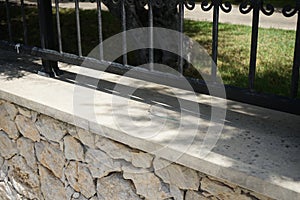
55;0;63;53
97;0;104;60
37;0;61;77
75;0;82;57
20;0;28;45
212;2;219;81
291;6;300;98
179;1;184;75
202;0;232;81
248;1;260;90
121;0;127;66
5;0;12;42
149;0;154;71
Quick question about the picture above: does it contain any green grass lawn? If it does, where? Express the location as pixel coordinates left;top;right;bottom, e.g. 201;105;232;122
0;2;298;98
184;20;297;97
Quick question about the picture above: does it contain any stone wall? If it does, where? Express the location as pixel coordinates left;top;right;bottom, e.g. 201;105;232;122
0;99;272;200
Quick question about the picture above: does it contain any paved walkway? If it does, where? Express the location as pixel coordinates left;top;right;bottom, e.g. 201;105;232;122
48;2;297;30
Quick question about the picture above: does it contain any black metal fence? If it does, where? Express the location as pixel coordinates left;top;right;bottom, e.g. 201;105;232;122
0;0;299;114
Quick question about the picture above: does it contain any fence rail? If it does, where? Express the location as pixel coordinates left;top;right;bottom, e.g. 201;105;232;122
0;0;299;114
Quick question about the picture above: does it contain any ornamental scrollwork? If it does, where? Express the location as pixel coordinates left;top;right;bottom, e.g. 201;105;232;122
201;0;232;13
184;0;195;10
282;1;300;17
239;0;274;16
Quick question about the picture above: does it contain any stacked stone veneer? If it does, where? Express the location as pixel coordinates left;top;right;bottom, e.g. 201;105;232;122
0;99;272;200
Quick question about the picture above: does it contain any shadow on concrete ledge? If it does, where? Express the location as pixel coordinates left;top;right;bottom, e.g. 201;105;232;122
0;49;41;80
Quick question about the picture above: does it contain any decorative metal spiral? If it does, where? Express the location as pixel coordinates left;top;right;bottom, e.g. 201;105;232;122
201;0;232;13
201;0;213;11
184;0;195;10
282;2;300;17
220;1;232;13
239;0;254;14
261;2;274;16
239;0;274;16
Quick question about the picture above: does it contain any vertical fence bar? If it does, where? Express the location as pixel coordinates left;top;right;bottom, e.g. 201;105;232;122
291;11;300;98
148;0;154;71
178;1;184;75
248;3;260;90
211;3;219;80
20;0;28;45
5;0;12;42
55;0;63;53
37;0;60;77
37;0;45;49
97;0;104;60
75;0;82;57
121;0;127;65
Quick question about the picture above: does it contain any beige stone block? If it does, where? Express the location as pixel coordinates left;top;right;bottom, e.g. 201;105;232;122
97;173;141;200
15;115;40;142
64;136;84;161
65;161;96;198
17;137;37;171
8;156;41;199
0;131;18;159
153;158;200;190
35;115;67;142
35;141;65;179
39;165;66;200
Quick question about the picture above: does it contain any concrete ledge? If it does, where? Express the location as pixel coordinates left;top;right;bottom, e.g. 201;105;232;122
0;50;300;199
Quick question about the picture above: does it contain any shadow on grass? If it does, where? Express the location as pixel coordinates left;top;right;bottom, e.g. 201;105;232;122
0;49;41;80
0;2;121;56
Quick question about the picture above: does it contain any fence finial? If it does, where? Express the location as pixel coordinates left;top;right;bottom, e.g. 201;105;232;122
14;43;20;54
